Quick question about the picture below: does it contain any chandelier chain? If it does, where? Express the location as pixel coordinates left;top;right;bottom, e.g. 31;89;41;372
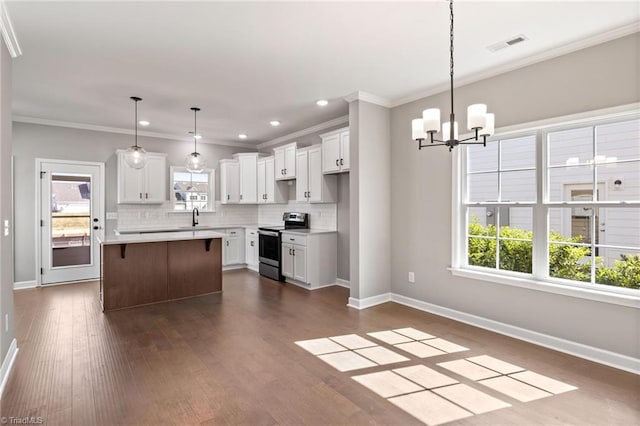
449;0;454;80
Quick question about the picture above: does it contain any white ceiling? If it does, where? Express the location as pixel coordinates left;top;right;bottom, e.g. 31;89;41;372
7;1;640;147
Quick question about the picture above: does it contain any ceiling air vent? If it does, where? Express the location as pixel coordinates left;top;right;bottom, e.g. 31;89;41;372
486;34;529;53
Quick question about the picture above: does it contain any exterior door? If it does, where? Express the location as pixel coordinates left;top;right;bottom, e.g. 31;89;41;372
39;160;104;284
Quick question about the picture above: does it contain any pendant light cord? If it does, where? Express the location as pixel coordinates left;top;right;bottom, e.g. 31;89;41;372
193;109;197;153
134;99;138;148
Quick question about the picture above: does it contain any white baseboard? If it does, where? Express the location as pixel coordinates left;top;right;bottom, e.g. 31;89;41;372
0;338;18;399
222;265;246;271
14;280;36;290
246;264;259;273
391;293;640;375
335;278;350;288
347;292;392;310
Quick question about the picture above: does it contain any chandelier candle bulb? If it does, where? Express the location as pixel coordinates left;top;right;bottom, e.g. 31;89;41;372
443;121;459;141
412;119;427;140
479;113;495;136
422;108;441;133
467;104;487;130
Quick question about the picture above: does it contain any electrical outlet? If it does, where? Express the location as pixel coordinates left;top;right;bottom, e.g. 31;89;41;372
408;272;415;283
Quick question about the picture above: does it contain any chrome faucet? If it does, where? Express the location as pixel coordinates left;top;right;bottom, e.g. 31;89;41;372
192;207;199;227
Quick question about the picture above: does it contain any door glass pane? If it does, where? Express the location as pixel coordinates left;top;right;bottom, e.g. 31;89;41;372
51;174;91;267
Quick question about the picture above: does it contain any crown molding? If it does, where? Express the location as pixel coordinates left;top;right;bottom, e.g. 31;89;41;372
390;23;640;108
0;1;21;58
12;116;257;149
256;115;349;150
343;91;391;108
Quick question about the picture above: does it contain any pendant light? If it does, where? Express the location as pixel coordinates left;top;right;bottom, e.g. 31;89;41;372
411;0;495;151
124;96;148;169
185;107;207;173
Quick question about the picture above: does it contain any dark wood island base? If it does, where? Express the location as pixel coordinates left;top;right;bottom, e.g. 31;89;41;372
100;238;222;311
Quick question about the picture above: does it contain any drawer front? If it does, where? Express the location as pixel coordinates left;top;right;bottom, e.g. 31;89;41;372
282;233;307;246
226;228;243;236
246;228;258;237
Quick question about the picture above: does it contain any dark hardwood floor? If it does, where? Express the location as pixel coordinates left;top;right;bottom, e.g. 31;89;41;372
1;270;638;425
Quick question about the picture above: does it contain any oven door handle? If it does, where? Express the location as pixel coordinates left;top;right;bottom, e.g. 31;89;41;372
258;230;280;237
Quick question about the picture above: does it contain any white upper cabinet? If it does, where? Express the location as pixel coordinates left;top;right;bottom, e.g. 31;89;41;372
220;159;240;204
274;142;297;180
233;153;262;204
296;145;336;203
257;156;287;204
321;127;350;174
117;151;167;204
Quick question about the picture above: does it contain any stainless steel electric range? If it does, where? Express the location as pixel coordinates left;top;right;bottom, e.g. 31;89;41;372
258;212;309;281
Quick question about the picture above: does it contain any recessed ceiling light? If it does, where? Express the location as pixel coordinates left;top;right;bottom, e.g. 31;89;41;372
138;120;150;126
316;100;329;107
238;133;248;139
270;120;281;127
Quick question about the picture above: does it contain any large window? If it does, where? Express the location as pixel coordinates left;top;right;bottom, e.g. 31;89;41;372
460;114;639;294
171;167;215;211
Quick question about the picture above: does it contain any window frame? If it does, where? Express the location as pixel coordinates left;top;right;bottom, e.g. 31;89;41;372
169;166;216;212
452;104;640;307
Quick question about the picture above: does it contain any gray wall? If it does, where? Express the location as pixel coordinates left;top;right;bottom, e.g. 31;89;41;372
12;122;250;282
390;33;640;358
350;100;391;300
337;173;349;280
1;37;15;364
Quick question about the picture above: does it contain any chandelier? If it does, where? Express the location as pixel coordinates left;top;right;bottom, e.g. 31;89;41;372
412;0;495;151
185;107;207;173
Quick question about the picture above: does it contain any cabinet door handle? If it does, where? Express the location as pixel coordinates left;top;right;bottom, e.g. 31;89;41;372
307;191;310;198
336;159;339;166
250;241;254;247
227;194;230;200
289;248;292;255
292;249;295;256
226;241;229;246
284;168;287;175
145;193;149;199
139;193;142;199
240;194;243;200
340;158;344;165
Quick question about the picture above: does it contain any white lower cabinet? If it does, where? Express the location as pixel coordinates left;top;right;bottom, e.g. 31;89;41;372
222;228;245;266
281;232;336;288
245;228;258;271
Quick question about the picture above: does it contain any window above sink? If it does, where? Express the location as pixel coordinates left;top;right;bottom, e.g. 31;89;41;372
171;166;216;212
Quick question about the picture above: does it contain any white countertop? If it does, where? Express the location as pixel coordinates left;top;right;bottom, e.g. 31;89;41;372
114;224;264;235
281;229;337;235
97;230;227;245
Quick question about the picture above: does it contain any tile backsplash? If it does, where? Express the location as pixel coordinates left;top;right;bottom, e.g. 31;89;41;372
259;202;337;230
115;201;336;231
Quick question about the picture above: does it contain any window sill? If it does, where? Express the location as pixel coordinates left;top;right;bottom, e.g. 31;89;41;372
449;267;640;309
